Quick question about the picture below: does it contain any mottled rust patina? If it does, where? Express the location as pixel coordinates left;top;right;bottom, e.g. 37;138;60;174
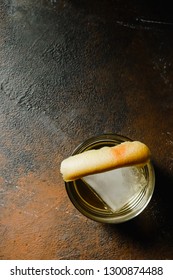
0;0;173;259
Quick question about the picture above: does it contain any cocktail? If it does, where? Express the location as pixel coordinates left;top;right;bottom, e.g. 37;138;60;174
61;134;155;223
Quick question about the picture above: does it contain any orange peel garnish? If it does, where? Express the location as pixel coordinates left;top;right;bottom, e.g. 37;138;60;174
60;141;151;182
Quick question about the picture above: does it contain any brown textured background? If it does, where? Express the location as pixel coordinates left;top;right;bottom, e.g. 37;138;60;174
0;0;173;259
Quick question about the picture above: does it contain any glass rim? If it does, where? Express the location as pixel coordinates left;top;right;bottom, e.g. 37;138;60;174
65;133;155;224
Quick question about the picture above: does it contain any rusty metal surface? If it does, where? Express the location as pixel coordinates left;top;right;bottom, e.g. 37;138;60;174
0;0;173;259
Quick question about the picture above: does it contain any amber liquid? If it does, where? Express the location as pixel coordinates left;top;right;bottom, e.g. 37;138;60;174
65;135;154;222
74;179;114;214
71;165;148;217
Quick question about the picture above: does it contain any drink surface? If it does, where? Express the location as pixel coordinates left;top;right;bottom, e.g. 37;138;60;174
82;166;147;212
65;135;155;223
